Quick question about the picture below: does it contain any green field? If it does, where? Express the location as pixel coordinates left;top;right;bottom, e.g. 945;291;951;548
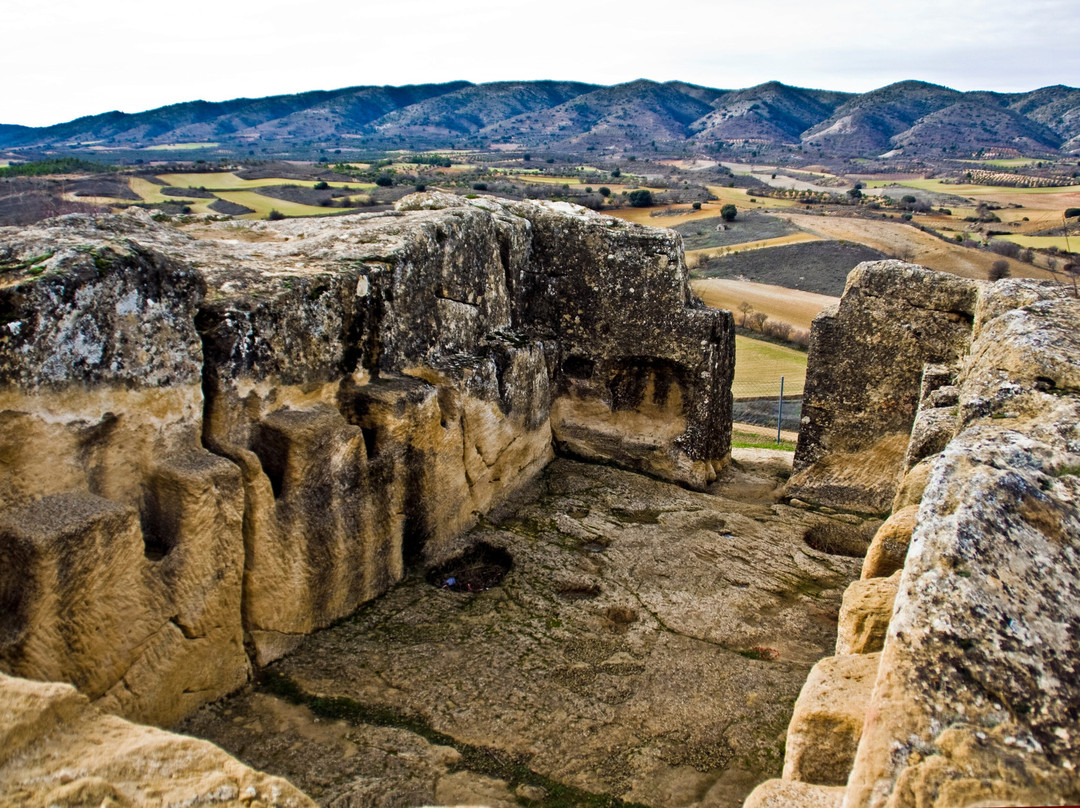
213;191;354;219
1000;234;1078;251
733;335;808;398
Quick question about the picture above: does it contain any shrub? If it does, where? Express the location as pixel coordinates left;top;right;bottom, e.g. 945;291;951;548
598;187;611;197
1065;208;1080;218
989;240;1021;259
720;204;737;222
627;189;653;207
989;260;1010;281
375;175;393;187
267;209;285;221
313;181;329;190
414;183;426;192
692;202;702;210
611;167;621;178
472;182;487;191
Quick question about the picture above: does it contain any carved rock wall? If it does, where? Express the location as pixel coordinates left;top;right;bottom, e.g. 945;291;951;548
0;195;732;724
748;273;1080;807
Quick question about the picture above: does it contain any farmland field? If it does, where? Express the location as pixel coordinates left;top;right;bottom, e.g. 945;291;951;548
778;213;1049;280
1000;234;1078;252
143;142;218;151
156;172;367;191
212;191;352;218
692;239;888;297
674;212;800;250
687;232;821;261
705;185;800;209
692;278;838;331
731;335;808;398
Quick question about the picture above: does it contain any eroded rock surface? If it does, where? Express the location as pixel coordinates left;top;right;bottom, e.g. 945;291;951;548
755;273;1080;808
786;262;979;515
0;673;312;808
0;196;733;723
179;455;868;808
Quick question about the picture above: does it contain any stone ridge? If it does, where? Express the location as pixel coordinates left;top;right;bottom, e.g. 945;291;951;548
749;270;1080;807
0;194;733;726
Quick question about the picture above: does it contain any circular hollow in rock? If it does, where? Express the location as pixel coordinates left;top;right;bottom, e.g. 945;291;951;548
803;521;873;557
426;542;513;593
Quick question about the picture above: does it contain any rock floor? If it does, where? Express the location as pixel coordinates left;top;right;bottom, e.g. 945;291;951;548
179;452;873;808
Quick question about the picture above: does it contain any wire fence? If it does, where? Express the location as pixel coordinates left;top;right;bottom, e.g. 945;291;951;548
732;377;803;435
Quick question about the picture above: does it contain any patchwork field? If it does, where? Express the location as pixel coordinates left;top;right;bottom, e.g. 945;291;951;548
687;232;821;260
778;213;1049;281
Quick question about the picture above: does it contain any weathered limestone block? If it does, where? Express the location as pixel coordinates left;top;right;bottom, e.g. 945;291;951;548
901;408;955;473
783;653;881;786
0;673;313;806
744;779;846;808
511;200;732;489
836;572;900;655
0;238;206;510
860;505;919;580
786;263;979;514
891;457;934;512
843;298;1080;808
0;197;735;717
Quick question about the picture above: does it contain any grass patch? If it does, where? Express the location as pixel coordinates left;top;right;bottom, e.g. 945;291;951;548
1000;234;1077;252
214;190;354;219
733;335;807;398
258;671;649;808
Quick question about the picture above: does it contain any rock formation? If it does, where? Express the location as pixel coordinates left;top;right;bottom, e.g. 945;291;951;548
750;270;1080;807
0;672;314;807
0;194;732;727
785;262;979;515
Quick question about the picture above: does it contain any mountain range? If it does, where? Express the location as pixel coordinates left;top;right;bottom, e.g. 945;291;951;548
3;79;1079;158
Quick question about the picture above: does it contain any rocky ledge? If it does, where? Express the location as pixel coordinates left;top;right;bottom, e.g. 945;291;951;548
751;267;1080;807
0;194;733;728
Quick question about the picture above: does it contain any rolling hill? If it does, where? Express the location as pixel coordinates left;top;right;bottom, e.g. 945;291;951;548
2;79;1078;158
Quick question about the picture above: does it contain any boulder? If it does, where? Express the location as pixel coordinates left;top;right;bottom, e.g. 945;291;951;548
835;572;900;655
844;296;1080;808
0;197;734;714
0;673;312;807
860;505;919;580
744;779;846;808
782;653;881;786
786;263;979;514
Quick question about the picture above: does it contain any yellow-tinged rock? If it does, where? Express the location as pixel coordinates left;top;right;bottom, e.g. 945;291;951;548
836;572;900;655
861;506;918;579
782;653;881;786
0;673;314;807
744;779;846;808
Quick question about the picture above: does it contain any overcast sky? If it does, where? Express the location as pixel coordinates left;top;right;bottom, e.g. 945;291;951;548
5;0;1078;127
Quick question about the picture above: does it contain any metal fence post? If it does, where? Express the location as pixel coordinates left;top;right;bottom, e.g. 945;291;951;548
777;376;784;444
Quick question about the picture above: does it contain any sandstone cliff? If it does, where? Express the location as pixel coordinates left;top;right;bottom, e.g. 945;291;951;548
0;194;732;726
750;270;1080;807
